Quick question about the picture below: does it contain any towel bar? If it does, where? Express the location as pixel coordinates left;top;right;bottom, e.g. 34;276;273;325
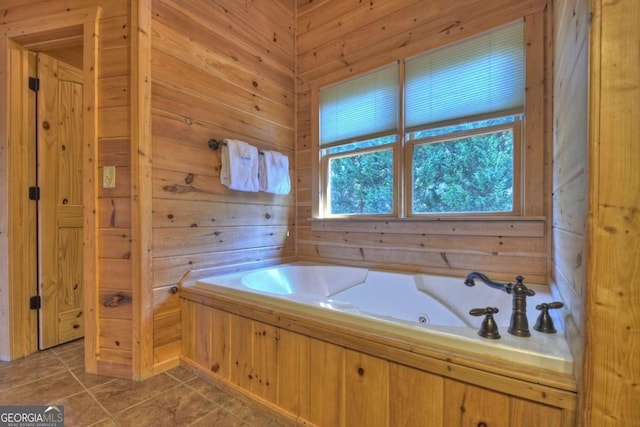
208;139;264;155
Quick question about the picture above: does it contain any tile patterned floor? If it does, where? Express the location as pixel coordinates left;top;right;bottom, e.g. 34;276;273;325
0;340;284;426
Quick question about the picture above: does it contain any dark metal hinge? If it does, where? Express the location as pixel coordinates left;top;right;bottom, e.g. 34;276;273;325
30;295;41;310
29;186;40;201
28;76;39;92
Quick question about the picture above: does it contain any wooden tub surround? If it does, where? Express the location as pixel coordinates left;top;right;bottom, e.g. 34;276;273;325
179;267;577;426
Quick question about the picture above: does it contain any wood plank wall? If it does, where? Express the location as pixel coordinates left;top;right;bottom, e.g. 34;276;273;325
149;0;296;371
551;0;588;382
95;1;135;379
295;0;551;283
583;0;640;423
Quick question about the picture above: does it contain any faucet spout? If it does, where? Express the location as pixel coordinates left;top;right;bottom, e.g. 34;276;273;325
464;271;512;293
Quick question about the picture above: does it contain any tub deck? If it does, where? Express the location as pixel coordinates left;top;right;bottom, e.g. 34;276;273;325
192;262;574;376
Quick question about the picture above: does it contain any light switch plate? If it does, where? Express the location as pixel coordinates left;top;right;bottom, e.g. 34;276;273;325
103;166;116;188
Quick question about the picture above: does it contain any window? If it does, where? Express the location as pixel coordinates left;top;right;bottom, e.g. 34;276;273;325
319;64;399;216
318;22;525;218
408;117;521;214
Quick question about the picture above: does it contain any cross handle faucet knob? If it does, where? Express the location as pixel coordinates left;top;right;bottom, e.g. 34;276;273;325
469;307;501;339
534;301;564;333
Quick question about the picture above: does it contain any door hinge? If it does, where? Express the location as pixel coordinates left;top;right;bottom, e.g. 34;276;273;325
30;295;41;310
28;76;39;92
29;186;40;201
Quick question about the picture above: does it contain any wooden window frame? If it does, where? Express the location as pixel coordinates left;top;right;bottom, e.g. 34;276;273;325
320;138;398;218
405;117;523;218
311;17;546;228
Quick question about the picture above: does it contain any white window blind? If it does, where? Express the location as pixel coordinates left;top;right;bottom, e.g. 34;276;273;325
320;63;399;146
405;22;524;129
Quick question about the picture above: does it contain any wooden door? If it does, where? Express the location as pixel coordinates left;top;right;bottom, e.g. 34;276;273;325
37;52;84;349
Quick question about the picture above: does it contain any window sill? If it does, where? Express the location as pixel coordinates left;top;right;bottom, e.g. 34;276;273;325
308;216;546;237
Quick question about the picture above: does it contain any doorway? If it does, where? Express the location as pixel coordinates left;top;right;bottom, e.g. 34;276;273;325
0;8;100;363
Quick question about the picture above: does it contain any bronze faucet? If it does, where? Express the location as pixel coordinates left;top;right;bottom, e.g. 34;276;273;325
534;301;564;333
469;307;501;339
464;272;536;337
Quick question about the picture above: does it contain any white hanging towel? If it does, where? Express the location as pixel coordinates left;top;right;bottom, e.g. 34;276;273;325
259;150;291;195
220;139;260;192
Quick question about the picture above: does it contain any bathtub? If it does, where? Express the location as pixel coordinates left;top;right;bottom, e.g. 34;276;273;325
194;262;573;374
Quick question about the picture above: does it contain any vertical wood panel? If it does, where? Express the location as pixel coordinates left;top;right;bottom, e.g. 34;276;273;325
36;52;59;349
211;308;230;380
82;5;103;374
277;328;301;415
251;321;279;403
181;299;196;361
58;228;83;313
583;0;640;423
0;36;9;361
193;302;212;370
523;11;546;217
229;314;253;390
297;335;310;420
344;350;389;427
307;338;344;427
443;379;510;426
4;41;38;358
131;0;154;380
389;362;444;426
510;398;564;426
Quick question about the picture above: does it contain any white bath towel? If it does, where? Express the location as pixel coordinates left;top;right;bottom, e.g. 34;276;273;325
258;150;291;195
220;139;260;192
